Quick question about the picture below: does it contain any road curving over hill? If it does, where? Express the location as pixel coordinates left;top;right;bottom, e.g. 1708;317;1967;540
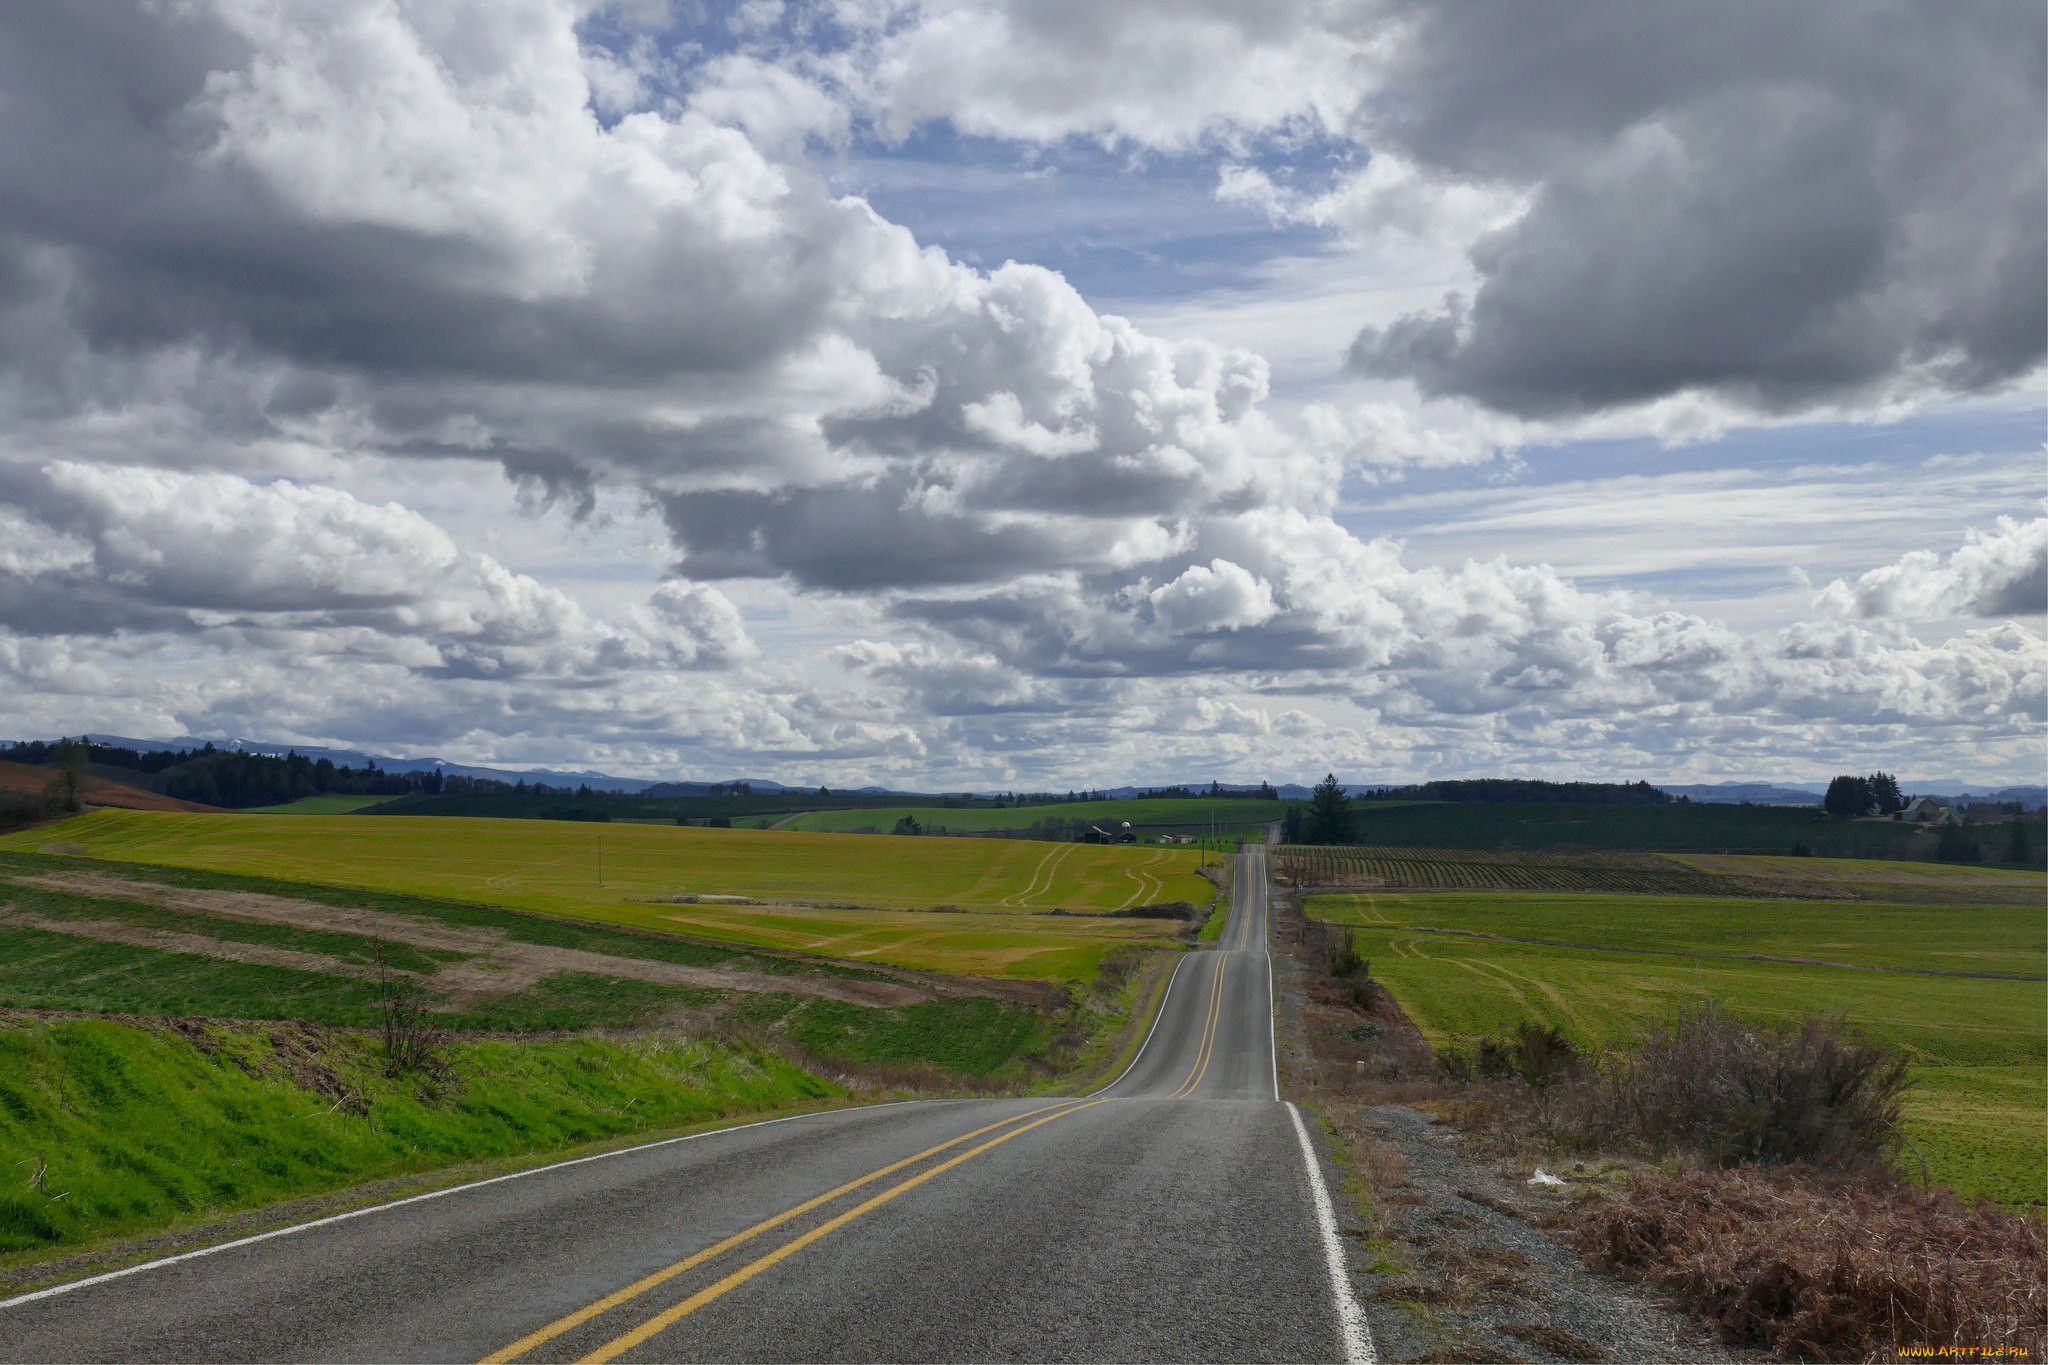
0;843;1372;1363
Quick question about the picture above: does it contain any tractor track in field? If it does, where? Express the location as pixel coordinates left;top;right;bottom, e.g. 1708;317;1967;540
1;872;1024;1010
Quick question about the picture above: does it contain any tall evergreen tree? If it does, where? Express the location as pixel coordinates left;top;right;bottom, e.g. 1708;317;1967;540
1823;774;1873;818
2005;811;2033;865
1935;823;1981;863
1305;773;1354;845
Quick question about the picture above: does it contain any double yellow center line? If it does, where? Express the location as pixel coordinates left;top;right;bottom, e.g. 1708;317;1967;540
1169;952;1227;1099
482;1097;1115;1364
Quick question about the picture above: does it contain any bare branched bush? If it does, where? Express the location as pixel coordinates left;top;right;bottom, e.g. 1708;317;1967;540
1600;1006;1909;1170
1564;1167;2047;1362
372;939;454;1093
1440;1007;1910;1173
1303;920;1367;978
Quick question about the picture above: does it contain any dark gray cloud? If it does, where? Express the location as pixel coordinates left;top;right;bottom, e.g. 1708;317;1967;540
0;3;879;484
1346;0;2045;415
658;475;1080;590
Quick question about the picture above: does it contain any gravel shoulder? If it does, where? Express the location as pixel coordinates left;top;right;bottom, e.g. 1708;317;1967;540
1272;884;1752;1364
1330;1101;1747;1363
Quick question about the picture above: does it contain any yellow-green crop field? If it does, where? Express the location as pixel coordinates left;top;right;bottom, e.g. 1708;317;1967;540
582;902;1167;980
2;810;1211;979
1309;887;2046;1206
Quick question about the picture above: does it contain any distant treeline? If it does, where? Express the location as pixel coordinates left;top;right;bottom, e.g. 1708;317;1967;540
1131;782;1280;800
1364;779;1671;805
1;737;609;810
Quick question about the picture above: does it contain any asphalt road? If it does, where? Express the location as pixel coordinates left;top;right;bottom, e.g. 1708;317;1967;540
2;844;1370;1363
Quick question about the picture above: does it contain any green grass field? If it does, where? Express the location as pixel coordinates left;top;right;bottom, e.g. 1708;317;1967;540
240;794;401;815
1308;889;2046;1205
0;811;1205;978
1314;890;2044;976
780;796;1284;835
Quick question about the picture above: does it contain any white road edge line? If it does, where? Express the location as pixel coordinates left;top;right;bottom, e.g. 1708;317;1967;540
1267;949;1279;1103
1088;950;1192;1097
1287;1102;1377;1365
0;1098;943;1311
1259;845;1279;1102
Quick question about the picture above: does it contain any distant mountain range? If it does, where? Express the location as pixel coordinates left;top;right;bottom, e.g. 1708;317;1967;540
4;735;2036;808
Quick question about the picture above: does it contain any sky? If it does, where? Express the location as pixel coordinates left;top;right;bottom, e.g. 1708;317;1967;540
0;0;2042;788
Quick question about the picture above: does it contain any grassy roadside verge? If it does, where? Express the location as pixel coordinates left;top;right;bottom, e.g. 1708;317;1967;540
1040;948;1185;1095
1197;864;1231;942
0;1016;838;1273
0;1082;886;1298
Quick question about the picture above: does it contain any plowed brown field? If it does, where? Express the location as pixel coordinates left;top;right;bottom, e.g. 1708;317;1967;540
0;760;225;813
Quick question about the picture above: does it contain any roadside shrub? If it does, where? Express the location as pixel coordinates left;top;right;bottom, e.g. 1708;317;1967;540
1344;977;1383;1012
1437;1021;1581;1089
1304;920;1366;977
1507;1021;1581;1088
1602;1006;1908;1170
1092;945;1147;992
1565;1166;2046;1362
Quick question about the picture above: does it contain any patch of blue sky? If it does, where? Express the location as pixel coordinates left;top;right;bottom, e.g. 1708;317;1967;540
1335;407;2044;624
577;9;1367;306
823;127;1338;304
577;1;813;68
1344;405;2047;507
